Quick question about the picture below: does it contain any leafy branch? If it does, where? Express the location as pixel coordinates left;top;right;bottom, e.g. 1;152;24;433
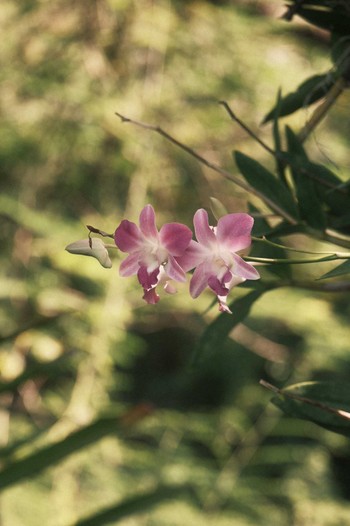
115;112;298;225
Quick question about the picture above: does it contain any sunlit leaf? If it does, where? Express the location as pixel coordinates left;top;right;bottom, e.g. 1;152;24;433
318;259;350;280
268;380;350;438
262;74;334;123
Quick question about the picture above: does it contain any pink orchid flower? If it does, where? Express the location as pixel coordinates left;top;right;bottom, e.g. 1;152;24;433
114;204;192;304
178;209;260;313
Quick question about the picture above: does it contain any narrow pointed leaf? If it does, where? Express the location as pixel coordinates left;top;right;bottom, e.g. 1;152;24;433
286;127;327;230
270;381;350;438
234;151;298;220
248;203;273;237
303;161;350;214
318;259;350;280
272;89;288;184
262;74;334;123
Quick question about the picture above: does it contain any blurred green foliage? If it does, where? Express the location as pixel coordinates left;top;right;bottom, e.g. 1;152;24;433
1;0;350;525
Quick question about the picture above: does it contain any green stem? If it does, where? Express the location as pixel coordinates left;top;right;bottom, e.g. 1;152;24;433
244;254;346;265
251;236;350;258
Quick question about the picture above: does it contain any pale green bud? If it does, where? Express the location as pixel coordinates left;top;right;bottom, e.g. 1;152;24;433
209;197;228;221
65;238;112;268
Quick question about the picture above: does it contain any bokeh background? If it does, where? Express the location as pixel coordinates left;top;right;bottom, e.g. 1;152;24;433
1;0;350;524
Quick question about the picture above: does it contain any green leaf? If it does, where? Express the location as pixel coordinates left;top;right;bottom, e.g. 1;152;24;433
285;127;327;230
331;33;350;82
269;381;350;438
272;89;288;184
234;151;298;220
262;74;334;123
191;287;268;364
72;485;197;526
249;203;273;237
303;161;350;214
0;416;121;490
318;259;350;280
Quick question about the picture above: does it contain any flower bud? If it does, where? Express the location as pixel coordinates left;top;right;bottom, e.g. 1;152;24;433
65;238;112;268
209;197;228;221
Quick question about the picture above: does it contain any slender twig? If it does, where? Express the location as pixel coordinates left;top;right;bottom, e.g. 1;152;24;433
219;100;275;156
87;225;114;249
260;379;350;420
115;112;298;225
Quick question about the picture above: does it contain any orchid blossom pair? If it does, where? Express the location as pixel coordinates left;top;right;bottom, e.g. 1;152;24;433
66;204;260;313
114;204;259;312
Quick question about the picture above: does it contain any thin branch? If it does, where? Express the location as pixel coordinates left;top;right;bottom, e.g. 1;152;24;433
219;100;275;156
260;379;350;421
87;225;114;249
115;112;297;225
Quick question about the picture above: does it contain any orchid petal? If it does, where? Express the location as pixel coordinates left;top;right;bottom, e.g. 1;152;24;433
143;288;160;304
175;240;206;272
137;266;159;290
114;220;143;252
138;252;161;273
227;275;246;290
119;252;140;276
166;254;187;282
159;223;192;256
232;254;260;280
193;209;216;247
189;262;211;298
218;297;232;314
217;213;253;252
139;204;158;239
208;275;229;296
164;281;177;295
